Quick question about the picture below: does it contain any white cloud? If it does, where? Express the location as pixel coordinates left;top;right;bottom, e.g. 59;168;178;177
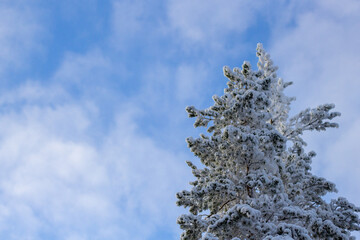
102;111;189;231
322;118;360;197
0;81;68;106
175;64;210;102
0;102;109;239
270;0;360;107
111;0;146;50
0;2;43;75
53;50;114;86
167;0;262;45
0;78;189;239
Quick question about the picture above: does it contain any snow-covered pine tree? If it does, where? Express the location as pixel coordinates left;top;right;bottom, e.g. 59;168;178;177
176;44;360;240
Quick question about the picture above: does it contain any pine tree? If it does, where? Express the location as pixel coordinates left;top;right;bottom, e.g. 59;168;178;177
176;44;360;240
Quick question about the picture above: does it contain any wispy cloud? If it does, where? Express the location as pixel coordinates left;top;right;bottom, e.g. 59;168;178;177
0;80;189;239
167;0;262;45
53;50;114;88
111;0;145;48
0;2;44;76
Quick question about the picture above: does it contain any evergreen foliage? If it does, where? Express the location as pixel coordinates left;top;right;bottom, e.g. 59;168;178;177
176;44;360;240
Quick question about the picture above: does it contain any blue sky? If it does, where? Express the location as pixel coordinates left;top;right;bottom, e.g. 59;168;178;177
0;0;359;239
